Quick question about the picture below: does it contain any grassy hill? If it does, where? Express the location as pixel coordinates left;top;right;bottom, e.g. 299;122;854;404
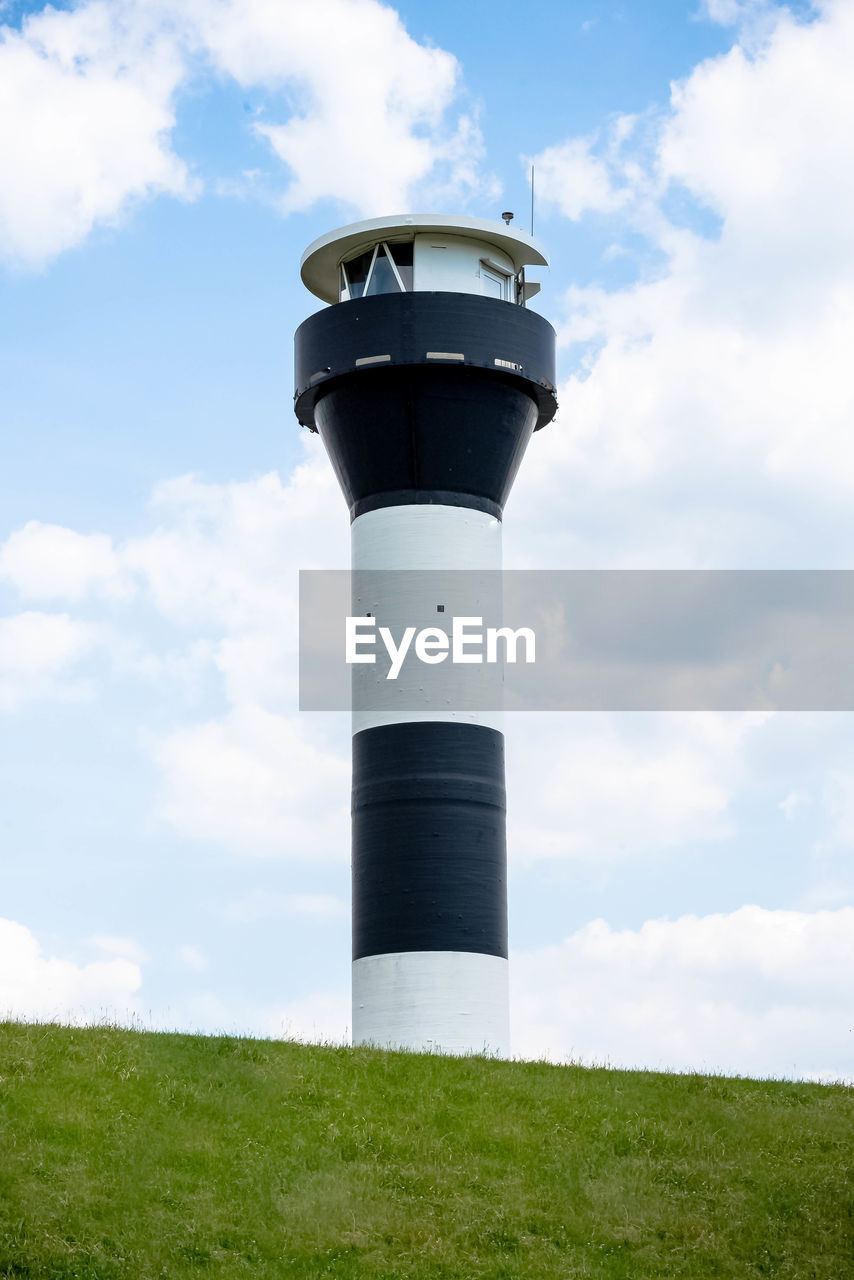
0;1022;851;1279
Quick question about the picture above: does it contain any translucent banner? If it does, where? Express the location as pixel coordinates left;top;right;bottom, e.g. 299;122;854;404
299;570;854;712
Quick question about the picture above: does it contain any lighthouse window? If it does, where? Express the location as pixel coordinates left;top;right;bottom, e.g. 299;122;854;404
341;248;373;299
365;245;401;296
387;241;414;290
341;243;410;300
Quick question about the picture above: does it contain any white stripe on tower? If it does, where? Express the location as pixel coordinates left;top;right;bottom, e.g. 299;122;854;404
352;951;508;1056
350;503;503;735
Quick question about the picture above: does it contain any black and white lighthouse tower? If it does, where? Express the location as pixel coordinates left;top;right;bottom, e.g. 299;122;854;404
294;215;556;1056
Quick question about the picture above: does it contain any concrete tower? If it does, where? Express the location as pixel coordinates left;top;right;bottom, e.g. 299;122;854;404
294;214;556;1056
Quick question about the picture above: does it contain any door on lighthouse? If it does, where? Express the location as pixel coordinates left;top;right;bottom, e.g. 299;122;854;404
481;264;510;300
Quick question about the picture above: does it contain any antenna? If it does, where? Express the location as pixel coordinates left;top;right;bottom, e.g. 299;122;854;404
531;164;535;237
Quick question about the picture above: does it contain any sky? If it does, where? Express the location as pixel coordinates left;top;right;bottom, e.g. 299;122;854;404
1;0;853;1082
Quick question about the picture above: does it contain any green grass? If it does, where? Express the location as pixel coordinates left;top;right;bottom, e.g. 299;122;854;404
0;1022;851;1278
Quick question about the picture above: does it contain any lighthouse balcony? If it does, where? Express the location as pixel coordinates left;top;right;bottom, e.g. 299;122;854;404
294;289;557;435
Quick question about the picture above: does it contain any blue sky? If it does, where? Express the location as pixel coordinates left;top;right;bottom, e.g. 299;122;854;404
1;0;853;1080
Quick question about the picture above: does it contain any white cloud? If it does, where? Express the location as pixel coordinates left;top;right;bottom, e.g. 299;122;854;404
151;705;349;858
512;905;854;1080
178;943;208;972
0;610;98;710
88;933;148;964
217;889;348;922
779;789;812;821
817;770;854;851
797;764;854;907
0;917;142;1022
507;713;761;866
703;0;751;21
259;988;351;1045
131;638;216;688
0;444;343;674
528;134;632;222
660;2;854;263
0;521;128;600
191;0;464;214
127;458;351;858
124;451;342;632
0;452;350;853
516;0;854;571
701;0;795;48
135;984;351;1044
0;0;194;268
0;0;488;267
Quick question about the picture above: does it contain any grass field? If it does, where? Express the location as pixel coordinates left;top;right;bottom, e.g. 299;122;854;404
0;1021;851;1278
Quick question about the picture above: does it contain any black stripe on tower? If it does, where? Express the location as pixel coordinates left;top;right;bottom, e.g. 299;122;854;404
352;721;507;961
294;292;557;520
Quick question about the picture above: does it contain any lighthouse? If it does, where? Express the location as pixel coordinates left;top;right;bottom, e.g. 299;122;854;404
294;214;556;1056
